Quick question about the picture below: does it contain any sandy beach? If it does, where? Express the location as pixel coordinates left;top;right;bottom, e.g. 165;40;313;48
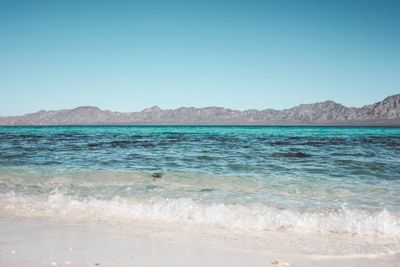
2;0;400;264
1;126;400;267
1;215;399;267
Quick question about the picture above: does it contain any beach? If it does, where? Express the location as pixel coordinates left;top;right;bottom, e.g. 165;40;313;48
1;216;399;267
0;126;400;266
2;0;400;264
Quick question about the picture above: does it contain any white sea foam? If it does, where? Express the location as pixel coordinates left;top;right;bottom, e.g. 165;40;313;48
1;192;399;239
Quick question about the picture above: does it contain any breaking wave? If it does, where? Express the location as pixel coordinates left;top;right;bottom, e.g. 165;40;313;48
1;192;399;239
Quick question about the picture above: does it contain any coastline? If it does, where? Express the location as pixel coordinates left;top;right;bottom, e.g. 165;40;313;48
1;126;400;266
1;216;399;267
1;119;400;127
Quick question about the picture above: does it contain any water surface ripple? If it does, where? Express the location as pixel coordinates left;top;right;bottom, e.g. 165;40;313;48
0;126;399;238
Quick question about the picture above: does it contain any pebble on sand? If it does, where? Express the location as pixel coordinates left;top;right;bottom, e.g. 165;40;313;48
271;259;290;266
64;261;72;265
11;250;16;255
51;262;57;266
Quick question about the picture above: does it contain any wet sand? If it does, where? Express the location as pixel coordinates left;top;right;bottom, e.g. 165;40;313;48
1;217;399;267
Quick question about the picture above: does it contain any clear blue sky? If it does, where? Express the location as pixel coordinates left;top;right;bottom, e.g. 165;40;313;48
0;0;399;115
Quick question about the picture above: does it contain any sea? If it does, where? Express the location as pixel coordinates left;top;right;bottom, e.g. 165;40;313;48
0;126;399;239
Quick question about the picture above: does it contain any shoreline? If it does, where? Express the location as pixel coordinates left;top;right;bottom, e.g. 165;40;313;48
1;124;400;127
1;216;399;267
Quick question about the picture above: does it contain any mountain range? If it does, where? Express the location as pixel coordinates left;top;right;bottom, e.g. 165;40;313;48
1;94;399;126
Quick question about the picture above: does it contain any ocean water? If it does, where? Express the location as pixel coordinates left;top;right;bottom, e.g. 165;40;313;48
0;126;399;239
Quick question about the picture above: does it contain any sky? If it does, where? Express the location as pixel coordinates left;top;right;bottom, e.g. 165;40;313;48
0;0;399;116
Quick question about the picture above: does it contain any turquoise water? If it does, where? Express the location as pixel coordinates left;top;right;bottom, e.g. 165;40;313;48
0;126;399;237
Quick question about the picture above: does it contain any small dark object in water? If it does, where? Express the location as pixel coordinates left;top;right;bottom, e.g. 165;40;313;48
151;172;163;179
200;188;214;192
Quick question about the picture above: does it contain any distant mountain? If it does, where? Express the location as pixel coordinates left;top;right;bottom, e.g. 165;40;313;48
1;94;400;126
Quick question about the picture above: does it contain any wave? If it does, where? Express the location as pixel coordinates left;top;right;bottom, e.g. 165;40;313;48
1;192;399;239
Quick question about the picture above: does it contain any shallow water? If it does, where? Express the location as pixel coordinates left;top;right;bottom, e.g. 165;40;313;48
0;126;399;238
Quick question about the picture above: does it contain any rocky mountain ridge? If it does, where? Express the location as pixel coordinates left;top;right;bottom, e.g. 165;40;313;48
1;94;399;126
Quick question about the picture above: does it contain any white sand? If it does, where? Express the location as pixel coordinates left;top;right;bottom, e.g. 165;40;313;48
0;217;399;267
